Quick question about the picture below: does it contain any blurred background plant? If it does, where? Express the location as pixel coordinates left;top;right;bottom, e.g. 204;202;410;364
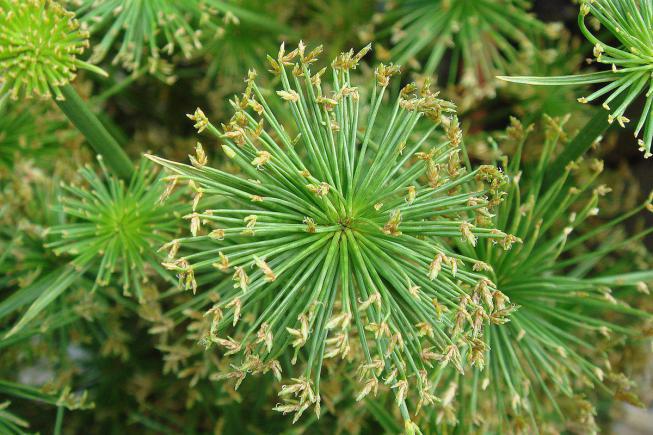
375;0;561;104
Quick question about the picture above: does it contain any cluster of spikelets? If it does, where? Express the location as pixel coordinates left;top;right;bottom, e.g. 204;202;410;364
0;156;188;345
141;44;653;431
65;0;205;72
45;158;183;299
64;0;288;77
412;117;653;432
147;42;528;425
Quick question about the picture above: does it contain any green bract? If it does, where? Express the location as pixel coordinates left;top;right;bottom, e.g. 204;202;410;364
0;0;105;100
427;117;653;433
384;0;556;98
501;0;653;158
149;43;517;424
45;157;182;300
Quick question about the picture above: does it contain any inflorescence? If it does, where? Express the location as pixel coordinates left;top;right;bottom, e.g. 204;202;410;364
149;43;516;424
0;0;105;100
385;0;558;99
46;157;182;300
428;117;653;432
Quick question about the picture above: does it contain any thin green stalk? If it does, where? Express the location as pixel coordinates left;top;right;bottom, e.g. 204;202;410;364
54;84;133;179
91;65;148;104
54;406;64;435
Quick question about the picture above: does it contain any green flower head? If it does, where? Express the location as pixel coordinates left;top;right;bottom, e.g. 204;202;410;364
0;0;105;100
45;157;183;300
149;43;516;422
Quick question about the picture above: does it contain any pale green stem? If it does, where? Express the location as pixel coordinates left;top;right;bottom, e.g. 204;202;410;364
55;84;134;179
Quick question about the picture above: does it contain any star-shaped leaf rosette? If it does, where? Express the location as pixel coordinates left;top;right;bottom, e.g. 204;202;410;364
418;117;653;433
0;0;106;101
148;43;517;425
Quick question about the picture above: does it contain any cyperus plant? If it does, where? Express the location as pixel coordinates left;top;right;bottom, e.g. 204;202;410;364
45;157;182;300
383;0;557;99
149;43;517;425
0;0;106;101
428;117;653;433
0;0;132;179
502;0;653;158
66;0;204;73
2;157;183;339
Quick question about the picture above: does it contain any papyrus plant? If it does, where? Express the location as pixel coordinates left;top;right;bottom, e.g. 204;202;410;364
382;0;558;100
66;0;203;73
2;158;184;340
0;0;132;179
424;117;653;433
149;43;517;425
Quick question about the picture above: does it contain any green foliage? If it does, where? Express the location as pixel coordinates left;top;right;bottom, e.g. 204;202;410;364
67;0;203;72
383;0;557;98
502;0;653;158
0;380;92;434
46;158;182;299
427;117;653;433
0;102;69;169
0;0;651;433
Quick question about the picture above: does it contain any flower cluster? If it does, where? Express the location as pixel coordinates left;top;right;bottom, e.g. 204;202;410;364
149;43;517;423
46;157;183;300
422;117;653;432
0;0;105;100
66;0;204;72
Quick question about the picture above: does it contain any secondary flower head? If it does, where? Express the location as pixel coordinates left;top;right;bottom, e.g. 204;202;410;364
150;42;515;422
45;157;183;300
0;0;105;100
67;0;209;72
384;0;558;99
501;0;653;158
426;117;653;432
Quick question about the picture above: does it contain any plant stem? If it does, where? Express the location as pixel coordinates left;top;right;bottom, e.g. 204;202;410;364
54;405;64;435
543;106;611;187
55;84;134;179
